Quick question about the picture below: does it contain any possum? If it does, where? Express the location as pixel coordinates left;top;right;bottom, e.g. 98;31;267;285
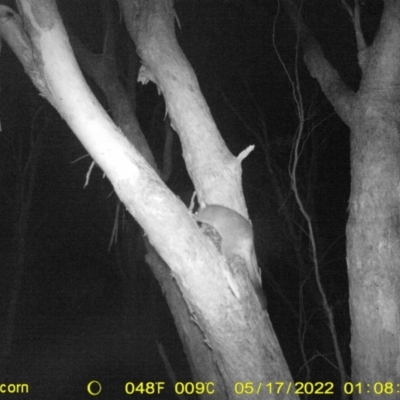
195;204;266;309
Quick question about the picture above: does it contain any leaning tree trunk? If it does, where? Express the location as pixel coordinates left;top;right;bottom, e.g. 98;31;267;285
0;1;297;398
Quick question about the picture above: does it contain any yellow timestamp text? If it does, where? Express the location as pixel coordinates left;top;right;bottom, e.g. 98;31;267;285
174;381;215;395
344;382;400;395
234;381;335;395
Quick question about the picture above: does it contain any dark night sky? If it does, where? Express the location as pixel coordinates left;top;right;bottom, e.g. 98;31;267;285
0;1;383;398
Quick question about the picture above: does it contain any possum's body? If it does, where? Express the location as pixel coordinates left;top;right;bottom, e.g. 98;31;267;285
195;204;266;309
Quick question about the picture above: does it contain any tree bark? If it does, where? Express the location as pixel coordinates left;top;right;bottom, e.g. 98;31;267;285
283;0;400;394
0;0;297;398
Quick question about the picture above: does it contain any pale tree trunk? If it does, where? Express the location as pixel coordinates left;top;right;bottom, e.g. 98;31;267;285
283;0;400;394
0;1;297;398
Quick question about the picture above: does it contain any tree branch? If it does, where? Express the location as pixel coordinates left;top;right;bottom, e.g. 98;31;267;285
280;0;355;126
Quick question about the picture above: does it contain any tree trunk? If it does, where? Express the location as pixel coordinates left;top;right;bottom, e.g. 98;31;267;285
347;96;400;388
283;0;400;394
0;1;297;398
